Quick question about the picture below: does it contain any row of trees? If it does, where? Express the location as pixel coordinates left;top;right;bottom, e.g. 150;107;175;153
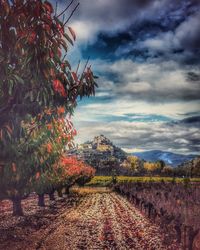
122;156;200;177
115;182;200;250
122;156;172;176
0;0;96;215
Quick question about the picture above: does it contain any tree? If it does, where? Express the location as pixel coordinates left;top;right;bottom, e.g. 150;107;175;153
0;107;76;214
157;160;166;169
76;163;96;187
31;116;95;206
31;109;77;206
0;117;49;215
126;156;144;174
0;0;97;215
161;166;174;176
0;0;97;129
144;162;161;175
192;157;200;177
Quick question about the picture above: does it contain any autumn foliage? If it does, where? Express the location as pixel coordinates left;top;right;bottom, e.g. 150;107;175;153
0;0;96;215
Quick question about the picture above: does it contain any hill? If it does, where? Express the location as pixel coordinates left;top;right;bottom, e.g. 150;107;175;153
69;135;127;175
69;136;199;175
132;150;198;167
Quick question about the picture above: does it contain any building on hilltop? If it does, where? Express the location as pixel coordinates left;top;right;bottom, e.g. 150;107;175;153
68;135;127;175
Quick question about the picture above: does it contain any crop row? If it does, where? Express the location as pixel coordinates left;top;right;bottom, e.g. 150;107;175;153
86;176;200;187
115;181;200;250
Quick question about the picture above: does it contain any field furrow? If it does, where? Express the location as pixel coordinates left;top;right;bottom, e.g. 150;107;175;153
0;188;181;250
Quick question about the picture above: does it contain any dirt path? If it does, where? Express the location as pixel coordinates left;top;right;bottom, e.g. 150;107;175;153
40;190;180;250
0;188;180;250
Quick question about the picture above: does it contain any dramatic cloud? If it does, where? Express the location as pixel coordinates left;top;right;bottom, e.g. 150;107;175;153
73;99;200;153
56;0;200;154
74;118;200;154
176;12;200;51
68;0;153;42
124;12;200;64
91;59;200;102
64;0;200;44
74;99;200;120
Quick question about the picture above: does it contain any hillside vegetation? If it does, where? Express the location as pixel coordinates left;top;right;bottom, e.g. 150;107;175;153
70;135;200;177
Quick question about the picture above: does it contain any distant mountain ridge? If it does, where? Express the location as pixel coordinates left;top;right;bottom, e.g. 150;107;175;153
70;135;198;173
132;150;198;167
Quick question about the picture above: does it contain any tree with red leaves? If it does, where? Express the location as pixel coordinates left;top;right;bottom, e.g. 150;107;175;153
34;155;95;207
0;0;97;132
0;0;97;215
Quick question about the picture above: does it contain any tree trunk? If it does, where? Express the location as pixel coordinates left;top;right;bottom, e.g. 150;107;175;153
188;228;199;250
12;196;23;216
64;186;70;195
57;188;63;197
38;194;45;207
174;225;182;243
148;203;153;218
49;191;55;201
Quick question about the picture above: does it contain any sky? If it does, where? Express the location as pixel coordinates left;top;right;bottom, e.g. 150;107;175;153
56;0;200;155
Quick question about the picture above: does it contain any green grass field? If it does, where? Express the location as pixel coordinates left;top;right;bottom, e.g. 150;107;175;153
86;176;200;186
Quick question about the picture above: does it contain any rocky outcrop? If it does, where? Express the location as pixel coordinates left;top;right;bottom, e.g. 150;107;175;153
69;135;127;175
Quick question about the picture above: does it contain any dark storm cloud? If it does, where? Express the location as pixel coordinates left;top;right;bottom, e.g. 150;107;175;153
53;0;200;64
57;0;200;154
176;12;200;51
73;0;200;70
59;0;197;42
95;59;200;102
114;11;200;64
57;0;200;67
179;116;200;124
178;111;200;117
187;72;200;82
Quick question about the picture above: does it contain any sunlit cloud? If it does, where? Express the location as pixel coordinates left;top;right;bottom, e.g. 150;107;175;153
56;0;200;154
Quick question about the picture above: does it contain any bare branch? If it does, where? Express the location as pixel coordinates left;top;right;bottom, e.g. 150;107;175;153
79;57;90;82
57;0;74;18
76;60;80;74
55;1;58;16
64;2;80;26
82;57;90;73
62;53;67;61
62;13;65;23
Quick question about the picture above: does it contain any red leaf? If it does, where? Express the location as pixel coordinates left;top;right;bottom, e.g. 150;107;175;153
5;124;12;135
43;1;53;13
36;172;40;180
53;79;67;97
57;23;64;35
50;50;54;58
28;31;36;44
57;48;62;58
72;72;78;82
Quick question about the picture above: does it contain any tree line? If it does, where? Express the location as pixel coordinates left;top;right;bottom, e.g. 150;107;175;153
121;156;200;177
